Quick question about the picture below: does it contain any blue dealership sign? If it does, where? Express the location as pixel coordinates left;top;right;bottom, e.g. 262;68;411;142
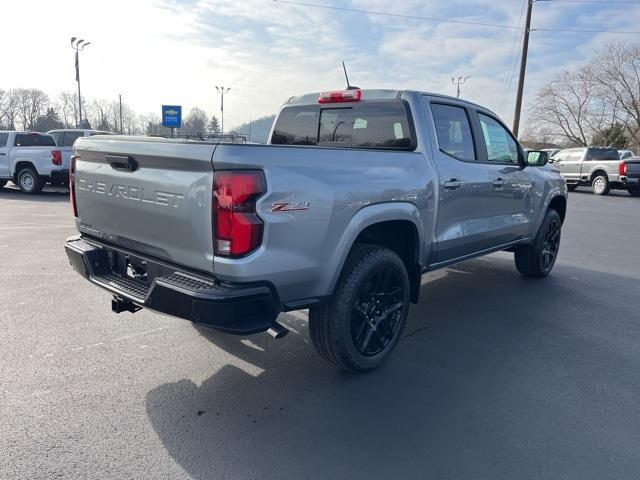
162;105;182;128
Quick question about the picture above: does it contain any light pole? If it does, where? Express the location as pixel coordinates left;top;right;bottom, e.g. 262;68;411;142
215;86;231;135
451;75;471;98
71;37;91;128
119;94;123;134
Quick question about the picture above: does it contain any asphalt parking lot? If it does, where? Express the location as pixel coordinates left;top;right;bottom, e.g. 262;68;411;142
1;183;639;480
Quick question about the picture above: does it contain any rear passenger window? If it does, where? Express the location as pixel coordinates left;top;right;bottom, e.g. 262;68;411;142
478;113;519;164
0;133;8;147
62;132;84;147
14;134;56;147
431;104;475;161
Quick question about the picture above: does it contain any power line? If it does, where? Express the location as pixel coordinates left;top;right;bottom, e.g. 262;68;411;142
535;27;640;33
498;0;529;116
273;0;640;34
272;0;522;30
542;0;640;4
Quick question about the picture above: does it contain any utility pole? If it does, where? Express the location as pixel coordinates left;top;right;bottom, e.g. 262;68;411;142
215;86;231;135
451;76;471;98
513;0;533;138
119;94;123;134
70;37;91;128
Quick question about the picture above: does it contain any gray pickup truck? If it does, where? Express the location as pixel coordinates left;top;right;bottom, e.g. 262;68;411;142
64;89;567;372
551;147;640;196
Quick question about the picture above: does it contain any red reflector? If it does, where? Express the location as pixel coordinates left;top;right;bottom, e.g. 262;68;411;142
213;171;266;257
619;161;627;176
70;155;78;217
51;150;62;165
318;89;362;104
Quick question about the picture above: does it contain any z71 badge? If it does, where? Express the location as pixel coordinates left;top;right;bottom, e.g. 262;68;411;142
270;201;310;213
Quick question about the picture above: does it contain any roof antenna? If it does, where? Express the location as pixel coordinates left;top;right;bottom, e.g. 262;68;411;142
342;61;359;90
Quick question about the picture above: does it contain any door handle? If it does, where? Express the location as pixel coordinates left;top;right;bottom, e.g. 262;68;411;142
444;179;463;189
0;153;6;156
105;155;138;172
493;178;505;188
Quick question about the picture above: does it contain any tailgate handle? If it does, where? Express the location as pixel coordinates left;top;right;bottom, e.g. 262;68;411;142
105;155;138;172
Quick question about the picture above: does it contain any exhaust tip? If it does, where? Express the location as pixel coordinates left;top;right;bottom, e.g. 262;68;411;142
267;322;290;339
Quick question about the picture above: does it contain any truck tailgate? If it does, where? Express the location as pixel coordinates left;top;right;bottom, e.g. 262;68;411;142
73;136;217;274
627;159;640;179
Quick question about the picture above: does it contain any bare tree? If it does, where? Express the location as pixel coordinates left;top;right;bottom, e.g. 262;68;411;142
591;41;640;149
88;99;113;132
57;92;80;128
0;89;22;130
528;67;607;146
15;88;50;130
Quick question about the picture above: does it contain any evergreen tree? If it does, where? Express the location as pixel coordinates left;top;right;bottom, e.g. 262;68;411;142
207;115;221;134
33;107;64;132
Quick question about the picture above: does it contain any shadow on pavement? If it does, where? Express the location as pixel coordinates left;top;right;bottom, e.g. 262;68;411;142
145;256;640;479
0;183;69;202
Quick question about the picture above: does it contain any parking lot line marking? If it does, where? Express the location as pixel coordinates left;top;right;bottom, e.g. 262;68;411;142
112;326;169;342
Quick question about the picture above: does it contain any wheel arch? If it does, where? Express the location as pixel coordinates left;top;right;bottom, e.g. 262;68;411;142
327;203;426;304
590;168;609;182
548;195;567;224
12;161;37;181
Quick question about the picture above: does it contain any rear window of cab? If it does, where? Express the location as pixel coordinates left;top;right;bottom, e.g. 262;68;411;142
271;101;416;150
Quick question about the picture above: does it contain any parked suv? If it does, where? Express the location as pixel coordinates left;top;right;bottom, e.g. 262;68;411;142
551;147;640;196
65;89;567;372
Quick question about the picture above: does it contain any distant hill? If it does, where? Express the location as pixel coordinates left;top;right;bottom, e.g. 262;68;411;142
233;115;276;144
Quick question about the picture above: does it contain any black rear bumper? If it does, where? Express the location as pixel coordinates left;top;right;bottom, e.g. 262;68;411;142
64;236;280;335
50;170;69;183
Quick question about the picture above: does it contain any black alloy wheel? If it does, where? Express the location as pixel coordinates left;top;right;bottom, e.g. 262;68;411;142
351;267;404;357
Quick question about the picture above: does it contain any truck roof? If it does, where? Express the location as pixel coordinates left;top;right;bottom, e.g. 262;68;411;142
285;88;497;117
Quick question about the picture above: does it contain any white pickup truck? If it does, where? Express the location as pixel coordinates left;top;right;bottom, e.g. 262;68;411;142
0;131;67;194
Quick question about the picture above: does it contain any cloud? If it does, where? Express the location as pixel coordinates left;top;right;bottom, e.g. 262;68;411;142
3;0;640;131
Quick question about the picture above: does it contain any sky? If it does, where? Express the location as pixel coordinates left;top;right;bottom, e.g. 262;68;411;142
3;0;640;132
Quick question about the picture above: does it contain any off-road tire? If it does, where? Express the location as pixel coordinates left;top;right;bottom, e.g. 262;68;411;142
514;208;562;278
309;244;410;373
17;167;44;194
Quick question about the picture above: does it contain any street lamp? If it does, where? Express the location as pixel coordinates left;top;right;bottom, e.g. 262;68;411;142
215;86;231;135
71;37;91;128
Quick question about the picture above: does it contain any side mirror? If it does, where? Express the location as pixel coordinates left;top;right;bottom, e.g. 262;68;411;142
526;150;549;167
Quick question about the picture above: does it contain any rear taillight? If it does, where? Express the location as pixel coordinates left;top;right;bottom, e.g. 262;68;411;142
619;161;628;176
70;155;78;217
213;171;266;257
318;89;362;104
51;150;62;165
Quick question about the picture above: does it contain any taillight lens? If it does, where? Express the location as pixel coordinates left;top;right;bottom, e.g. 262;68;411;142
51;150;62;165
213;171;266;257
70;155;78;217
619;161;628;176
